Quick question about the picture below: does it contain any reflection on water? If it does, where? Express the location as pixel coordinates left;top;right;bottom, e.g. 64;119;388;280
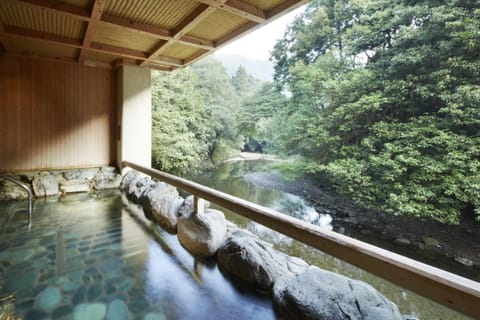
193;160;473;320
0;192;274;320
194;160;333;230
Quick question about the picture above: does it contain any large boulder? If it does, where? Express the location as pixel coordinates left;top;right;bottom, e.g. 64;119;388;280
273;266;403;320
146;183;184;232
126;176;155;204
120;170;140;191
177;209;227;257
32;172;59;197
217;230;308;290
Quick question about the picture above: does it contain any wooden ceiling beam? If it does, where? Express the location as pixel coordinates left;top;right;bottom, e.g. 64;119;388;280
183;49;210;65
13;0;90;21
171;4;216;38
100;14;214;51
90;42;146;60
214;0;308;51
196;0;265;23
78;0;107;64
11;0;215;51
214;20;256;48
140;3;217;67
179;35;213;50
3;26;183;67
4;25;83;47
149;64;175;72
265;0;309;19
101;14;170;40
154;55;183;67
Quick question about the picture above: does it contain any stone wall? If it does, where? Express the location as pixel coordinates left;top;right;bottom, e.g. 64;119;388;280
0;167;121;200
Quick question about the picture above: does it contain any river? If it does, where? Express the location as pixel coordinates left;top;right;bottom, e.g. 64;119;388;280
193;159;475;320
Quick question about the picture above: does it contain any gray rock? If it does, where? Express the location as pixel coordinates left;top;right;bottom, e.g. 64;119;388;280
178;208;227;257
218;230;308;290
225;220;240;236
423;236;440;248
146;183;184;232
73;303;106;320
0;176;30;200
107;299;131;320
127;176;155;203
402;315;420;320
120;170;140;191
59;179;90;194
32;172;59;197
142;182;177;218
37;287;61;311
454;256;474;267
394;238;411;246
92;172;121;190
273;266;403;320
63;168;98;180
178;195;211;217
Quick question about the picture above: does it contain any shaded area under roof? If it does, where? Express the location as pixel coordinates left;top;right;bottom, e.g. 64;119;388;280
0;0;308;71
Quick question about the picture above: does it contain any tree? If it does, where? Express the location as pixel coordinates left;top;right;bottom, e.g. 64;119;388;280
151;69;217;175
269;0;480;223
235;82;287;152
232;65;260;98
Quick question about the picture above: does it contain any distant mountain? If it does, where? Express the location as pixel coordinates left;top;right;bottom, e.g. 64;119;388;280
215;54;274;82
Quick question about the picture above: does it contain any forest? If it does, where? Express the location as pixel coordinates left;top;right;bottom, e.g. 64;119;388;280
152;0;479;225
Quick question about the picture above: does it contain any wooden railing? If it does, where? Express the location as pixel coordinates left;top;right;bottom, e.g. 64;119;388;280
122;161;480;319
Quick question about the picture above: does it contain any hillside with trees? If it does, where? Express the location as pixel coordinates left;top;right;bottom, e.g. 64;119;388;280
151;57;262;175
261;0;479;224
152;0;479;225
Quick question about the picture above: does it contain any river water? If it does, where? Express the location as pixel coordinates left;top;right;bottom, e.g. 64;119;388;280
193;160;474;320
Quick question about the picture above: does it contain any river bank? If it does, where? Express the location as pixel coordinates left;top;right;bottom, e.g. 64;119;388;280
243;170;480;280
224;152;279;162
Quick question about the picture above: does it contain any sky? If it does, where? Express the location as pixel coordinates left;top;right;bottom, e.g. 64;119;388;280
215;5;306;62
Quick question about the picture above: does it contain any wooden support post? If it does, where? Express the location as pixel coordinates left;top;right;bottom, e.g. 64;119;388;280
193;195;205;215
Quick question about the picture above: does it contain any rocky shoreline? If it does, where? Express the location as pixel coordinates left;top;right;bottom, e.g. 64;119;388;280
243;170;480;275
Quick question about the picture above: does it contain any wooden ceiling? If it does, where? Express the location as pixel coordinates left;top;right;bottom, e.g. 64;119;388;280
0;0;307;71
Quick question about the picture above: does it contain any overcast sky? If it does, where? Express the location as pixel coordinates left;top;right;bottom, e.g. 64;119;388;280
215;5;306;62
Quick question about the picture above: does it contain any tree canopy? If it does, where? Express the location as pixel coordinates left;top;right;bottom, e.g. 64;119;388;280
265;0;480;224
151;0;479;224
151;57;264;175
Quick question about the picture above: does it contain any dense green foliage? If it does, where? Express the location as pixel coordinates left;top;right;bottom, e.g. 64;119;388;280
151;69;216;175
152;0;479;224
261;0;480;224
151;58;263;175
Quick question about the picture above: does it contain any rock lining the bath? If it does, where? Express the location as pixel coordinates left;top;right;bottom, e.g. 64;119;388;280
0;166;121;198
119;171;407;320
177;208;227;257
217;229;308;290
273;266;403;320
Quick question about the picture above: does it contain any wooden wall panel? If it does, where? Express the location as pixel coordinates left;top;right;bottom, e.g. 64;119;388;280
0;55;116;172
